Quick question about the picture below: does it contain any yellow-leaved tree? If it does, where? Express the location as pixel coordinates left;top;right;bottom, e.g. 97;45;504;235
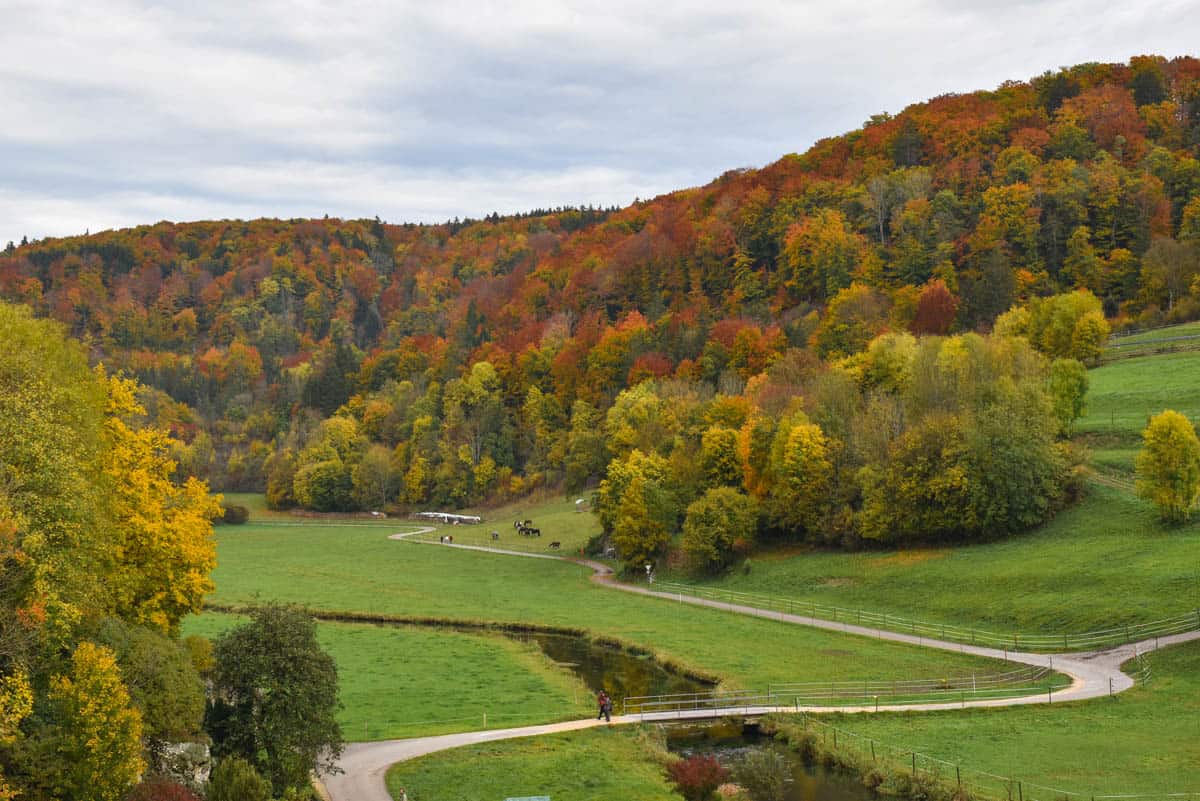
1135;410;1200;523
37;642;144;801
101;373;221;634
0;671;32;801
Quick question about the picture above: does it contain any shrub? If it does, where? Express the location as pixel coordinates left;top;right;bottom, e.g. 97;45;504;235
681;488;758;574
583;532;607;557
206;757;271;801
221;505;249;525
731;749;789;801
667;754;730;801
125;776;200;801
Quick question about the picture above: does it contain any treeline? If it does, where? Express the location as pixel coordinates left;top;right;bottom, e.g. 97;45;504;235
0;303;217;799
0;304;340;801
593;316;1091;573
0;56;1198;515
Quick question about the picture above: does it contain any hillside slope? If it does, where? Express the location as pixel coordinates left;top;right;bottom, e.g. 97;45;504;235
2;56;1199;506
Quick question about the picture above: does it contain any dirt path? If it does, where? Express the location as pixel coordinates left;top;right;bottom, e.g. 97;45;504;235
318;529;1200;801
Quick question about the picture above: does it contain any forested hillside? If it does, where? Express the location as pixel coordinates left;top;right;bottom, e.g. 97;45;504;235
2;56;1199;541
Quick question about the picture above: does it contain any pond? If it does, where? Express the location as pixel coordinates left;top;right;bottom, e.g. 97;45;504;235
668;721;878;801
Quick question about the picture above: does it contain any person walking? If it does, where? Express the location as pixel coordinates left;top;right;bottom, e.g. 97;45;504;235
597;689;611;722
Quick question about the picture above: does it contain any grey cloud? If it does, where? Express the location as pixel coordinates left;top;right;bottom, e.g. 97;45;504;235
1;0;1198;243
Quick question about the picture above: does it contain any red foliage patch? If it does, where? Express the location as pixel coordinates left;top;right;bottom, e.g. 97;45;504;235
667;754;730;801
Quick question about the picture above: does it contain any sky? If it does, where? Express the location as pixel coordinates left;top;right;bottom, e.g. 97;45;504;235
2;0;1198;245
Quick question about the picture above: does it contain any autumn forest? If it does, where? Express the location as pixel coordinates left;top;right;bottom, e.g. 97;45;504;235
3;56;1200;571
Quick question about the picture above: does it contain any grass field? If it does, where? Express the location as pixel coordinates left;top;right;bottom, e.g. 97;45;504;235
1077;349;1200;477
659;485;1199;634
1108;321;1200;346
384;727;678;801
207;519;1007;693
806;639;1200;794
409;495;604;556
183;613;594;741
220;491;306;520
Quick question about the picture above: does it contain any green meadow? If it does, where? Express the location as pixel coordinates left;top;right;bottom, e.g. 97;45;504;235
183;613;595;741
660;485;1199;634
409;495;604;556
1078;348;1200;477
205;519;1006;695
198;344;1200;797
385;728;678;801
807;639;1200;793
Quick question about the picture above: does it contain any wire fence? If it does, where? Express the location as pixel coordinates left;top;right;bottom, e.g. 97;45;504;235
652;581;1200;653
622;665;1071;716
781;707;1194;801
1101;332;1200;362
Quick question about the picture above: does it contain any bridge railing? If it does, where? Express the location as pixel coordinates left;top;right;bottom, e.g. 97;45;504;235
621;665;1068;716
652;581;1200;653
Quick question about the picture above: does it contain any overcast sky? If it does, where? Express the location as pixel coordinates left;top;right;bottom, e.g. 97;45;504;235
2;0;1198;245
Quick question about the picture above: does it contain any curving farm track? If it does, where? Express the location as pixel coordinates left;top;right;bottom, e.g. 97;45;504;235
319;530;1200;801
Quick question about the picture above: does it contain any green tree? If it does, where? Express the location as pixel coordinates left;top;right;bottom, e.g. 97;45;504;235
1135;410;1200;523
264;448;299;509
206;605;343;795
0;303;108;658
207;757;272;801
857;414;974;543
1061;226;1101;290
293;458;354;511
1139;237;1199;311
811;282;891;359
610;476;671;573
765;421;835;538
93;618;205;746
564;400;609;493
1006;290;1111;364
681;488;758;574
595;450;671;535
782;209;873;300
352;444;398;510
1047;358;1089;435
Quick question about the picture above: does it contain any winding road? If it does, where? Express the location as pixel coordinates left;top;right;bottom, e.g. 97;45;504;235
319;529;1200;801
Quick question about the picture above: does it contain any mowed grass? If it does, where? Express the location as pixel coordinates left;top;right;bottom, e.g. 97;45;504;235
208;519;1006;690
1077;349;1200;477
410;495;603;556
668;348;1200;634
661;485;1200;634
812;639;1200;793
385;727;678;801
1107;321;1200;347
220;491;317;521
182;613;594;741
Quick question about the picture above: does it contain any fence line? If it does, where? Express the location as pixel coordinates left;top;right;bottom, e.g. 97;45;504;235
1106;322;1190;339
1104;332;1200;350
653;581;1200;653
782;704;1194;801
622;665;1071;716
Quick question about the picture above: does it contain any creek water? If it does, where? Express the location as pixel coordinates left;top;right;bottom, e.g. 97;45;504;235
515;631;714;705
374;620;714;706
668;722;879;801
